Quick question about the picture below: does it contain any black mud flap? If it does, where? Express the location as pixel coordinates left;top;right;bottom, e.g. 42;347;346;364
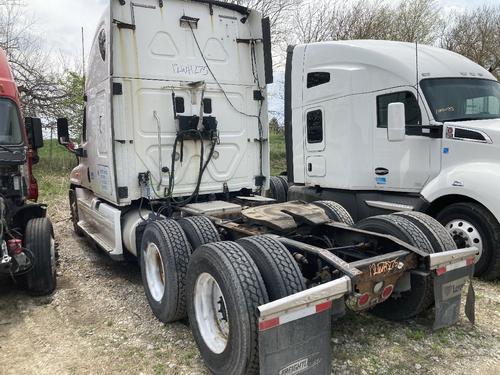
433;265;475;330
259;305;332;374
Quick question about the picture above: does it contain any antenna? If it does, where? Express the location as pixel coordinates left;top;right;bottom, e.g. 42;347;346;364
415;39;419;107
81;27;86;90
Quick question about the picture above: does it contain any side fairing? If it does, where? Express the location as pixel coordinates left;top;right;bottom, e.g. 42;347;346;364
83;7;117;203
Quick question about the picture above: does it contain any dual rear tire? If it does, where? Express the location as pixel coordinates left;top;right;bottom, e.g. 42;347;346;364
355;213;452;321
139;217;304;374
268;176;289;203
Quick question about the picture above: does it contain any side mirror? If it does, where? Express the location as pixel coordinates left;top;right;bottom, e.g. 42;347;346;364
387;102;406;142
25;117;44;149
57;118;70;145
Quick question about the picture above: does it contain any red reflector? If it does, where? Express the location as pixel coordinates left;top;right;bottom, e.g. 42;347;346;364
436;266;447;276
259;317;279;331
382;285;394;299
466;257;475;266
7;239;23;255
316;301;332;313
358;293;370;307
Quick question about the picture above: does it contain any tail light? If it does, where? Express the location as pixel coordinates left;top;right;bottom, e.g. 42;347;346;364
382;285;394;300
358;293;370;307
7;239;23;255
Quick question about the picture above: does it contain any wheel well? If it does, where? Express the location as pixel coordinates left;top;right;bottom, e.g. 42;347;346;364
426;195;482;217
12;204;47;233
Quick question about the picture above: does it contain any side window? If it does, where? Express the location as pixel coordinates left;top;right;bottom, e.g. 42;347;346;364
377;91;422;128
175;97;185;113
307;72;330;89
307;110;323;144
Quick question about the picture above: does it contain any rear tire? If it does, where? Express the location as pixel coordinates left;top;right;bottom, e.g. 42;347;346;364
269;176;286;203
237;235;305;301
277;176;289;199
436;202;500;279
140;220;192;323
25;218;56;296
178;216;221;250
313;200;354;226
186;242;268;375
355;215;434;321
393;211;456;253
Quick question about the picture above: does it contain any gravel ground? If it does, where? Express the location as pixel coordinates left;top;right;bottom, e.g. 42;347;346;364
0;202;499;374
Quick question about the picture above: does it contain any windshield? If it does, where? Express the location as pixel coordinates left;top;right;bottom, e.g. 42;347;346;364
421;78;500;122
0;98;23;145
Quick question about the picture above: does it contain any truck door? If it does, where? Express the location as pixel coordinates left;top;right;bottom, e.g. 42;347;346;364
372;89;438;192
303;106;327;182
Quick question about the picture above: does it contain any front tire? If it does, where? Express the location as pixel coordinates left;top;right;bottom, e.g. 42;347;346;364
69;189;84;237
436;202;500;279
25;218;57;296
186;242;268;375
140;220;192;323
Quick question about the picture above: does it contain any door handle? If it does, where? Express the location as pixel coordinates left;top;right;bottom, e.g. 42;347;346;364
375;168;389;176
308;163;312;172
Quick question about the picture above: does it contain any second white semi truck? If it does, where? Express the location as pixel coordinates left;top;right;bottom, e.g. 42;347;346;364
57;1;479;374
284;40;500;280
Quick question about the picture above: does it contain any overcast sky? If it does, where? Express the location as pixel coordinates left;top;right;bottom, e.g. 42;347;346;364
27;0;497;65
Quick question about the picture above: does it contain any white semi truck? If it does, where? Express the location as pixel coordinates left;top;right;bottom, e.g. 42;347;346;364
284;40;500;280
57;1;479;374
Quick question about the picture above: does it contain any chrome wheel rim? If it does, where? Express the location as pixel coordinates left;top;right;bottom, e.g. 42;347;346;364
194;273;229;354
50;236;56;274
447;219;483;261
144;242;165;302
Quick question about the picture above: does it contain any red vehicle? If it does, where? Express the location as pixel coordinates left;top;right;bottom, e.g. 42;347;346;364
0;47;55;295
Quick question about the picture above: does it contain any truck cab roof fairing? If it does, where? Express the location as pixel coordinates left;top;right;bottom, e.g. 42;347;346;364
192;0;250;15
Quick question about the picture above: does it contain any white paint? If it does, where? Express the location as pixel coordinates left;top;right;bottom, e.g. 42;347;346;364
77;0;269;206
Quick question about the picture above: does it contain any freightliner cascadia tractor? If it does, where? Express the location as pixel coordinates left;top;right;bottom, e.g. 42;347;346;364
280;41;500;280
57;1;479;374
0;48;56;296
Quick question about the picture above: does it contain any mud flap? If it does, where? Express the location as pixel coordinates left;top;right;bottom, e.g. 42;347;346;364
433;265;474;330
259;304;332;374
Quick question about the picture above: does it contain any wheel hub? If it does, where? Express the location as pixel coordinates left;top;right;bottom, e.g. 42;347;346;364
446;219;483;261
144;242;166;302
194;273;230;354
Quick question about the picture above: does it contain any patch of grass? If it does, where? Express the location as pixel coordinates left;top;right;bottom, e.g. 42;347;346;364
435;329;450;345
32;139;76;213
153;363;166;375
405;328;425;341
269;131;286;176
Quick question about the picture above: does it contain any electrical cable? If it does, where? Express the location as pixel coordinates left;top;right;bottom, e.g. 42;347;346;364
188;23;266;186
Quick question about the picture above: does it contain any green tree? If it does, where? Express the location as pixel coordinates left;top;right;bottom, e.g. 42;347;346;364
57;71;85;139
269;117;280;134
